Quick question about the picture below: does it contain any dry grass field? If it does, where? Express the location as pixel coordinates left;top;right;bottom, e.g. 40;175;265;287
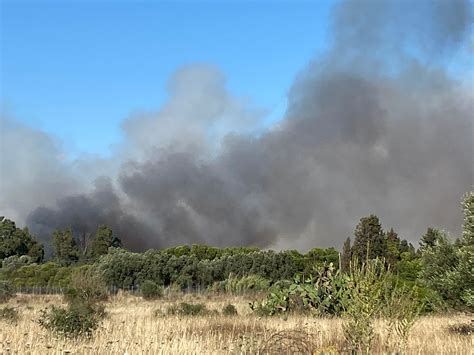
0;293;472;354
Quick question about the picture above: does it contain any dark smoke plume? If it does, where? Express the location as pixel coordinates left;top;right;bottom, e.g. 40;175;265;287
2;0;472;251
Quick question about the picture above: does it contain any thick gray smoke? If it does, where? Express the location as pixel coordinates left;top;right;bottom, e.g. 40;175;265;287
2;0;472;251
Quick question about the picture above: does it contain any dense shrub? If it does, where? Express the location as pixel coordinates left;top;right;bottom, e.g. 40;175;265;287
0;280;14;303
343;259;420;353
250;263;349;316
140;280;163;299
167;302;210;316
0;262;74;288
222;303;238;316
38;302;103;338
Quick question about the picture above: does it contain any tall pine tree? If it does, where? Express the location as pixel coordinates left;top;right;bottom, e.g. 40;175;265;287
52;228;79;265
386;228;401;266
89;225;122;258
351;215;387;262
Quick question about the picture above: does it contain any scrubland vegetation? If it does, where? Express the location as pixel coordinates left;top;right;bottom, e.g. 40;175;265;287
0;191;472;353
0;293;472;354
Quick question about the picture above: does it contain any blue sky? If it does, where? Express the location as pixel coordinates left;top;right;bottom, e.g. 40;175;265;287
1;0;334;157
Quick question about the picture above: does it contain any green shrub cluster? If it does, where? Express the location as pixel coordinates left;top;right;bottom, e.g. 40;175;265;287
0;262;74;288
140;280;163;299
0;280;14;303
166;302;210;316
251;263;349;316
38;268;107;338
38;302;104;338
222;303;238;316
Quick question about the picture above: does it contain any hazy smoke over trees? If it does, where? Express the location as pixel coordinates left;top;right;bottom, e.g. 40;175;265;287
1;0;472;251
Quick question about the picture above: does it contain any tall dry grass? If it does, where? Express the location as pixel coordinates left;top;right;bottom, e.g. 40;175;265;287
0;293;471;354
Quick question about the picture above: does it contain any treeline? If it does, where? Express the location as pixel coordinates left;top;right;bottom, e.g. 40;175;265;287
0;191;472;311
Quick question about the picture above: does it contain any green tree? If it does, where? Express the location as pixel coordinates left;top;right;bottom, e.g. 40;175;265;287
458;191;474;308
0;217;44;262
419;228;439;252
89;225;121;258
341;237;352;273
419;231;461;307
386;228;401;267
351;215;387;262
53;229;79;265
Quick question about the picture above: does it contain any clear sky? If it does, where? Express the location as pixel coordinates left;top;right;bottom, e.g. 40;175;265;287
1;0;335;158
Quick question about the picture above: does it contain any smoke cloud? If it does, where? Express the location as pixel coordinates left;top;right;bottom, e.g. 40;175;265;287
1;0;472;251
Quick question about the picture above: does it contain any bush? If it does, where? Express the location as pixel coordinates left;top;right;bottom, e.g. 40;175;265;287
38;266;107;338
167;302;209;316
140;280;163;300
65;267;108;304
250;263;349;316
222;303;238;316
38;302;103;338
0;306;19;323
342;259;391;353
0;280;14;303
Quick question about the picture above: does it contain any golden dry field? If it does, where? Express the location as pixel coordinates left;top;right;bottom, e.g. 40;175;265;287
0;293;472;354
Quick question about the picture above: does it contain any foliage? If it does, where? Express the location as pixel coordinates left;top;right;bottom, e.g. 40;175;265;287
0;306;19;323
419;231;463;308
2;254;35;270
303;247;339;273
222;303;238;316
417;193;473;311
0;280;14;303
250;263;349;316
97;248;312;290
88;225;122;259
342;258;391;352
351;215;387;261
167;302;210;316
458;191;474;309
419;228;440;252
341;237;351;272
382;284;421;351
52;229;79;266
38;265;107;338
0;217;44;262
140;280;163;299
0;261;74;288
38;302;103;338
342;258;421;353
65;266;108;304
385;228;401;266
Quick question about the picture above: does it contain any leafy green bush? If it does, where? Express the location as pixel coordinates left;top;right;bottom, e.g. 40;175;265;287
0;306;19;323
0;280;14;303
167;302;209;316
222;303;238;316
38;302;103;338
250;263;349;316
140;280;163;299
